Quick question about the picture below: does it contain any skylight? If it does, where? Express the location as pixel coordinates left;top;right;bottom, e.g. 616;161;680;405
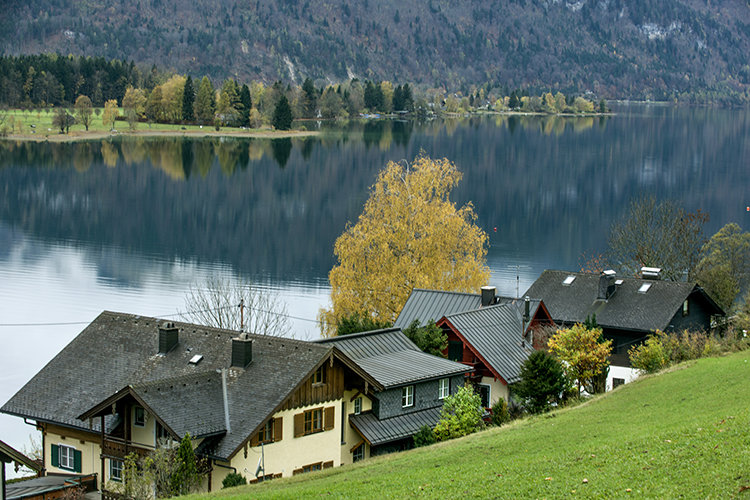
562;275;576;286
189;354;203;365
615;279;624;285
638;283;652;294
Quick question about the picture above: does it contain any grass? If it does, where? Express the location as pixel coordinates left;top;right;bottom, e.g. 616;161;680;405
195;351;750;499
1;108;316;140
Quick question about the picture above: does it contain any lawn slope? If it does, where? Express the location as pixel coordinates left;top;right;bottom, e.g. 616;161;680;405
199;352;750;499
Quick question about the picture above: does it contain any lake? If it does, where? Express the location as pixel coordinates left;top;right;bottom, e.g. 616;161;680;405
1;104;748;468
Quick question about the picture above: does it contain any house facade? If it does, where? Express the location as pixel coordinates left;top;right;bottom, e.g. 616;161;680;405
1;312;386;494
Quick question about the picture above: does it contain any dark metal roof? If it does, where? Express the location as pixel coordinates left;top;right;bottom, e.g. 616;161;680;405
0;311;347;461
0;439;41;472
349;407;442;446
6;474;90;500
524;270;724;332
394;289;482;329
317;329;471;388
443;304;532;384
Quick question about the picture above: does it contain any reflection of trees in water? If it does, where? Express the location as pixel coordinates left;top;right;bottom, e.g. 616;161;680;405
0;109;747;281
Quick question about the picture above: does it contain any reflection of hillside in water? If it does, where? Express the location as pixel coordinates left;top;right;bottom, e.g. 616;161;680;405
0;106;747;284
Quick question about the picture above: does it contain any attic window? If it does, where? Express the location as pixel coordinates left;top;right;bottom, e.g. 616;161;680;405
638;283;652;294
189;355;203;365
562;275;576;286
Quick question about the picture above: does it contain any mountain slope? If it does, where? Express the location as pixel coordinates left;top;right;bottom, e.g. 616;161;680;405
196;351;750;498
3;0;750;99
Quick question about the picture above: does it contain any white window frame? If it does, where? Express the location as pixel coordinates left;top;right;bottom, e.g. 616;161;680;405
478;383;491;408
353;397;362;415
134;406;145;427
110;458;124;482
353;443;365;462
438;378;450;399
59;444;75;470
402;385;414;408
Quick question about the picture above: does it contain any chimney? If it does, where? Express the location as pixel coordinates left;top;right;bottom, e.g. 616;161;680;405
158;322;179;354
641;267;662;280
523;296;530;323
231;336;253;368
481;286;496;307
598;270;617;300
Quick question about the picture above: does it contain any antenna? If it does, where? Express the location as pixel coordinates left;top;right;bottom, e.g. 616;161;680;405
239;298;245;336
516;265;520;299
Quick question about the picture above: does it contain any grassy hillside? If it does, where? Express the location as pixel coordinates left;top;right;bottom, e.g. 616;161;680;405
3;0;750;100
196;351;750;498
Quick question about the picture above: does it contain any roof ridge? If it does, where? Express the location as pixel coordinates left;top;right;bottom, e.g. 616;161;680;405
411;288;482;297
314;327;402;343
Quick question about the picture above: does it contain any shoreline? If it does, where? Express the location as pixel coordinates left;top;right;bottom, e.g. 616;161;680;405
1;128;320;143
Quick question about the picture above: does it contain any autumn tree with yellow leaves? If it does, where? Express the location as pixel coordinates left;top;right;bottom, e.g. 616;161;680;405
318;154;490;336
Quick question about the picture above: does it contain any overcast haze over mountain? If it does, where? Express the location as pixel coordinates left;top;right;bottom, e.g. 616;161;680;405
3;0;750;99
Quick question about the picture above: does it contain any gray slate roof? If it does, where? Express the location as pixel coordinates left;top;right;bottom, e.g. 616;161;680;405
443;304;533;384
349;407;442;446
1;311;340;460
394;289;482;329
524;270;720;332
316;329;470;388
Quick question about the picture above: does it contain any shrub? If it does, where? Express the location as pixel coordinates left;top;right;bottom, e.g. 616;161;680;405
413;424;437;447
222;472;247;489
513;350;568;414
490;398;510;426
629;334;670;373
433;386;483;441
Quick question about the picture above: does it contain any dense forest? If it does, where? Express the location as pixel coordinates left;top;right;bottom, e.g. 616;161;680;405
2;0;749;102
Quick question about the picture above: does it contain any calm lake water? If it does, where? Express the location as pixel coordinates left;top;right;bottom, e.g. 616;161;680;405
1;104;749;468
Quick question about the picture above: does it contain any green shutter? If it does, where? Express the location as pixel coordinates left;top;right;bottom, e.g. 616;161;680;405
73;449;82;473
51;444;59;467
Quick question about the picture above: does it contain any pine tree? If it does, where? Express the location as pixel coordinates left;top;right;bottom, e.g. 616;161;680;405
195;76;215;125
239;83;252;127
272;95;293;130
301;77;317;118
182;75;195;122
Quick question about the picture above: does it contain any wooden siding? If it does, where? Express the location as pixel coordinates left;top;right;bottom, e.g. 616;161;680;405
280;360;346;411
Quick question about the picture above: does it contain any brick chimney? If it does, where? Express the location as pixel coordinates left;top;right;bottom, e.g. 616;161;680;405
158;322;179;354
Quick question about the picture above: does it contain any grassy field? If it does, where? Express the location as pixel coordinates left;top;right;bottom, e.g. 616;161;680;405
195;351;750;499
1;109;316;140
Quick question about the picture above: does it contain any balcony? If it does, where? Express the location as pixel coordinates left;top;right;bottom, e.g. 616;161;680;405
101;436;154;460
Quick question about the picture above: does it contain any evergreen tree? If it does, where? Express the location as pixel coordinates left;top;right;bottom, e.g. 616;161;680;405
272;95;293;130
402;83;414;111
182;75;195;122
392;85;404;111
195;76;216;125
239;83;252;127
513;350;567;414
301;77;318;118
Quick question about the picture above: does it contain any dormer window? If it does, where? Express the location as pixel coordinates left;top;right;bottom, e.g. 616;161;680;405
562;275;576;286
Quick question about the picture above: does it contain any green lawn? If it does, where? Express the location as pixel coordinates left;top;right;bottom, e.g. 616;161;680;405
197;351;750;499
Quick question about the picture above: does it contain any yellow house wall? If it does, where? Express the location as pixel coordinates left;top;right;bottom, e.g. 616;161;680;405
44;425;102;482
220;399;344;482
340;389;371;466
479;376;509;405
131;406;156;447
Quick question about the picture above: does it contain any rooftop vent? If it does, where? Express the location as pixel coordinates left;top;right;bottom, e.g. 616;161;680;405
231;336;253;368
158;322;179;354
481;286;496;307
641;267;662;280
638;283;653;294
562;275;576;286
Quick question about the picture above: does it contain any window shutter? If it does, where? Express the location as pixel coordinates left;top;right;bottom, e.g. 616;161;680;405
250;432;259;447
274;417;283;442
73;449;82;473
294;412;304;437
323;406;335;431
51;444;59;467
323;460;333;469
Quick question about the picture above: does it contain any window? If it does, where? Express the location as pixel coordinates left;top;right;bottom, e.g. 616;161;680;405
304;408;323;434
110;459;124;482
353;444;365;462
438;378;450;399
612;378;626;389
59;444;75;470
134;406;145;427
293;461;333;475
682;299;689;316
353;397;362;415
259;419;274;443
448;341;463;361
477;384;491;408
311;366;324;384
402;385;414;407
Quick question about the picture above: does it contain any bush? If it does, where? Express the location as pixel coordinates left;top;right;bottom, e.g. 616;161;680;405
490;398;510;426
222;472;247;489
513;350;568;414
433;386;483;441
629;334;670;373
413;424;437;447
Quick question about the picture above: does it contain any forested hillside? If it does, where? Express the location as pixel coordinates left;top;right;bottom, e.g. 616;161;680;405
2;0;750;100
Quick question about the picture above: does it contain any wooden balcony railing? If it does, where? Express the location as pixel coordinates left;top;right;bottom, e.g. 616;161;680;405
101;436;154;460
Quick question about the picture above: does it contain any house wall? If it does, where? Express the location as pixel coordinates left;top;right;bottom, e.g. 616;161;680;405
221;399;345;482
42;424;104;485
131;406;156;447
374;375;464;420
667;293;715;332
607;366;639;391
340;390;372;466
476;376;508;406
